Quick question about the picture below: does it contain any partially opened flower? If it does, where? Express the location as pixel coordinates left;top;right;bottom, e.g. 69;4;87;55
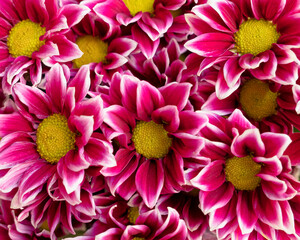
195;66;300;134
185;0;300;98
191;109;300;238
156;188;209;240
93;0;186;58
66;0;137;88
100;72;206;208
64;198;187;240
0;0;89;93
0;199;51;240
0;63;115;212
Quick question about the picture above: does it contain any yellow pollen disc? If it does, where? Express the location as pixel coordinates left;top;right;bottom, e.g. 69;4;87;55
36;114;76;164
7;19;46;58
123;0;154;16
234;19;280;56
73;35;108;69
127;207;139;224
239;79;278;121
225;155;262;191
132;121;172;159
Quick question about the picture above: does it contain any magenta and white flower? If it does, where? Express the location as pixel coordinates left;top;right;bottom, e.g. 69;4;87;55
0;0;89;93
0;63;115;213
0;199;51;240
93;0;186;58
185;0;300;98
64;0;138;88
65;198;187;240
100;72;206;208
190;109;300;238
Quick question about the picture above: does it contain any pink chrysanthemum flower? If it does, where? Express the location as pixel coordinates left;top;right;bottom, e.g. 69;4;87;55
156;189;209;240
191;64;300;134
185;0;300;98
0;199;51;240
191;109;300;238
65;196;187;240
64;0;138;88
0;0;89;93
100;72;206;208
93;0;186;58
125;39;186;88
0;64;115;210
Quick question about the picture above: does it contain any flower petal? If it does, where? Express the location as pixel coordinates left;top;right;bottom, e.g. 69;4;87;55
136;159;164;208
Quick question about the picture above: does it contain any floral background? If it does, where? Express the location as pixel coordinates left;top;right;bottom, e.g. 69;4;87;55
0;0;300;239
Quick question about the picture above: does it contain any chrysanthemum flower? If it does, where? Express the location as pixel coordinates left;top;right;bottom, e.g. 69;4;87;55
64;196;187;240
0;0;89;93
65;0;138;88
125;39;186;88
185;0;300;98
93;0;186;58
100;72;206;208
194;66;300;134
0;64;115;211
156;189;209;240
191;109;300;238
0;199;51;240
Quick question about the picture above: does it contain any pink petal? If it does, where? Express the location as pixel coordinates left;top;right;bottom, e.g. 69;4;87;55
13;84;53;119
191;160;225;191
57;159;84;194
159;82;192;111
69;115;93;147
68;65;90;102
136;81;164;120
237;191;257;234
178;111;208;135
45;63;67;112
26;0;49;24
83;135;115;168
261;132;291;158
151;105;180;133
171;132;204;158
231;128;265;157
50;35;83;62
132;25;160;59
136;159;164;208
199;182;235;215
184;33;234;57
59;4;90;28
251;0;285;21
0;113;33;137
259;174;288;200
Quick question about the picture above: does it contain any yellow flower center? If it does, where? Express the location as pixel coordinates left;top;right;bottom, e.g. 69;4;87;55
225;155;262;191
234;19;280;56
127;207;139;224
7;19;46;58
73;35;108;69
132;121;172;159
36;114;76;164
239;79;278;121
122;0;154;16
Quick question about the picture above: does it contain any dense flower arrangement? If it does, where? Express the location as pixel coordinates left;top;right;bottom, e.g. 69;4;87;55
0;0;300;239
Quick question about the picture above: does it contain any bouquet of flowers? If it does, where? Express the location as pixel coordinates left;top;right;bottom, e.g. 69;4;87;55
0;0;300;239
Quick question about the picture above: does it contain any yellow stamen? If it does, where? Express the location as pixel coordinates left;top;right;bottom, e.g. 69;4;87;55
234;19;280;56
36;114;76;164
7;19;46;58
122;0;154;16
132;121;172;159
225;155;262;191
239;79;278;121
73;35;108;68
127;207;139;224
